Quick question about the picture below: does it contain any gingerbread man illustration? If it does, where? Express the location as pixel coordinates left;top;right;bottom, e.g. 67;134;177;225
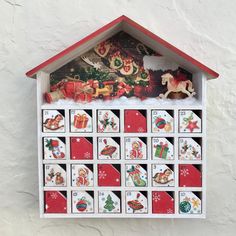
130;141;143;159
76;168;90;186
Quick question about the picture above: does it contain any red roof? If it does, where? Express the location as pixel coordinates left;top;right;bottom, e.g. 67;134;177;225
26;15;219;79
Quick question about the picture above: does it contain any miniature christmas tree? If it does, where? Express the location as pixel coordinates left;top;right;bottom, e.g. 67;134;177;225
104;194;115;212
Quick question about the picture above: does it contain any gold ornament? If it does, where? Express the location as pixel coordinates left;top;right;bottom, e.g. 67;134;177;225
164;122;172;132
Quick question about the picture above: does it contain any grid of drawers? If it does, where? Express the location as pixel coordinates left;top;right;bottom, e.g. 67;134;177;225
41;108;204;217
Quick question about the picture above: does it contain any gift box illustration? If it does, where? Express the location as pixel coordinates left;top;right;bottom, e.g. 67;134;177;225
179;191;202;214
152;137;174;160
98;191;121;213
72;191;94;213
42;110;65;133
71;164;94;187
125;137;147;160
98;137;120;159
70;137;93;160
43;137;66;159
70;109;92;132
151;110;174;133
44;164;66;187
179;110;202;133
179;137;202;160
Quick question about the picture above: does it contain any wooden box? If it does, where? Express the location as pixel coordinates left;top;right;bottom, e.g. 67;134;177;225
26;15;218;218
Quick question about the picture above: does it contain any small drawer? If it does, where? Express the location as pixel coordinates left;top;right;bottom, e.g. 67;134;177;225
152;137;174;160
98;137;120;160
124;137;147;160
70;109;93;133
43;137;66;160
179;164;202;187
44;164;66;187
152;164;174;187
179;191;202;214
152;191;174;214
98;164;121;186
42;109;65;133
71;191;94;213
125;164;147;187
97;109;120;133
98;191;121;213
44;191;67;214
151;110;174;133
124;109;147;133
71;164;94;187
126;191;148;214
70;137;93;160
179;137;202;160
179;110;202;133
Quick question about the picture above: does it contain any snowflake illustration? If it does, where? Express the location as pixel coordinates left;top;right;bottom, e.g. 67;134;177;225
167;208;174;214
84;152;91;159
137;127;144;132
180;168;189;177
98;170;107;179
50;192;58;199
153;193;161;202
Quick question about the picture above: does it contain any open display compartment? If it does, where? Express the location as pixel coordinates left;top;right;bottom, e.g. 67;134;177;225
28;15;217;218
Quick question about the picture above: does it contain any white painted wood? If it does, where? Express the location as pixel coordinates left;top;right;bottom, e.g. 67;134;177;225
36;70;205;218
36;71;50;217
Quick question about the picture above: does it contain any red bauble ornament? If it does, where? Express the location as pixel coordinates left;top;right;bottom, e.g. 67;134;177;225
155;117;166;129
76;198;87;212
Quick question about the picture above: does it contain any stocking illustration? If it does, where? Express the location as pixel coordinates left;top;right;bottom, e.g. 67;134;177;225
127;165;146;187
46;139;65;159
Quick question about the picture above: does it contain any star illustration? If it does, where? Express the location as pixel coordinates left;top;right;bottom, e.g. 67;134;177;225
186;121;199;132
183;196;191;202
191;198;200;208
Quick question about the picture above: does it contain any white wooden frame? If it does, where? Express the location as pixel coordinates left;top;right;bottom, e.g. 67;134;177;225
36;70;206;218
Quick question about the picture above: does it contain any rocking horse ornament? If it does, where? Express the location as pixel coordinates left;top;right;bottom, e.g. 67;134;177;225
159;73;196;99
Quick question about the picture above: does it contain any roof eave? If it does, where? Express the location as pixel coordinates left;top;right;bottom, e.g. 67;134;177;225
26;15;219;79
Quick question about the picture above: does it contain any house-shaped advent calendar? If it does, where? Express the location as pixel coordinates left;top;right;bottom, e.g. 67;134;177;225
26;15;218;218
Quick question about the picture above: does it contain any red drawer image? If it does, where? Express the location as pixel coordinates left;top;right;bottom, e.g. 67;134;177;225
179;164;202;187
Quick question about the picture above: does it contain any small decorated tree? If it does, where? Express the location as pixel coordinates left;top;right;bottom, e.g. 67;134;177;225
104;194;115;212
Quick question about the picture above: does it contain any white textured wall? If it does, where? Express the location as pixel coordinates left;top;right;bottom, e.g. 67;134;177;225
0;0;235;235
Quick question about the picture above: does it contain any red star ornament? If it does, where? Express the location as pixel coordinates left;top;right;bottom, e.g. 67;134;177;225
186;121;199;132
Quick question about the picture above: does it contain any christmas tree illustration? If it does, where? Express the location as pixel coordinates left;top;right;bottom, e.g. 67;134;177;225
104;194;115;212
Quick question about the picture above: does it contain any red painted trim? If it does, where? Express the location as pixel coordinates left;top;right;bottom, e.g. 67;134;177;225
123;16;219;79
26;15;126;78
26;15;219;79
